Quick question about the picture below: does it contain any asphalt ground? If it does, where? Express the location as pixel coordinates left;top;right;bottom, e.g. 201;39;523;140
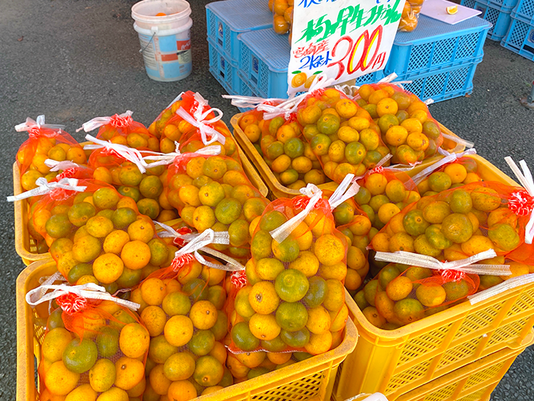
1;0;533;400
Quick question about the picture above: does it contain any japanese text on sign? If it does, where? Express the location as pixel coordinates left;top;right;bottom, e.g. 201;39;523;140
288;0;404;95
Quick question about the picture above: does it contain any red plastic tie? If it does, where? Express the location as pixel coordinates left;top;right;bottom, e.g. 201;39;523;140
57;167;77;180
508;189;534;216
172;227;193;247
109;114;133;128
171;253;195;272
440;269;465;283
56;293;87;315
231;270;248;289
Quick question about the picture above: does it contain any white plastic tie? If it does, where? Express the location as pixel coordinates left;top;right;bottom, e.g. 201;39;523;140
221;94;286;109
15;115;65;133
374;250;511;276
468;273;534;305
260;73;335;120
76;110;133;132
441;133;475;149
7;177;86;202
329;173;360;210
505;157;534;244
345;393;389;401
83;134;148;173
45;159;80;172
155;221;230;245
270;184;323;244
172;229;245;272
411;147;477;185
26;282;140;312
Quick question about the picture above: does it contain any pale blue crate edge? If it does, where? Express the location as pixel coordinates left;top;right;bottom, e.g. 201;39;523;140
510;0;534;25
206;0;273;61
461;0;512;40
501;17;534;61
397;60;482;103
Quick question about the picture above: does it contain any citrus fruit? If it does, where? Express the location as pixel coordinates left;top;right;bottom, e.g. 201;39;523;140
393;298;425;325
62;338;98;374
275;269;309;302
231;321;260;351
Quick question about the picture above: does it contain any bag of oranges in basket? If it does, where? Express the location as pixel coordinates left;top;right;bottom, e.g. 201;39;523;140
132;229;244;398
26;278;150;400
83;135;171;221
356;249;512;328
349;81;444;165
77;110;160;152
226;175;359;355
410;148;482;196
161;147;269;260
269;0;294;39
15;115;87;192
153;91;240;162
19;181;174;292
370;158;534;266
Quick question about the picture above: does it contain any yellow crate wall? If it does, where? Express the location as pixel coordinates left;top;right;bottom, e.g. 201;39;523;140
333;155;530;401
231;112;467;200
395;331;533;401
17;260;357;401
13;140;268;266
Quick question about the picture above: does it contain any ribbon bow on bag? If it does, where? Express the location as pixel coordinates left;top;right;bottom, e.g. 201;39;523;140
170;228;245;273
374;249;511;282
77;110;134;132
26;282;140;314
143;144;222;168
410;147;477;185
83;134;149;173
7;177;87;202
221;94;286;110
15;115;65;137
505;157;534;244
175;92;226;146
270;173;360;244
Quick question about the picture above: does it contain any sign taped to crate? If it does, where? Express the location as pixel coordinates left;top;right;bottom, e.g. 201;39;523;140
287;0;405;95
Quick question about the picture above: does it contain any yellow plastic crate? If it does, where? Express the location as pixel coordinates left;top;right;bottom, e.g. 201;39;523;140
332;154;527;401
230;113;466;200
12;141;268;266
17;259;358;401
395;330;534;401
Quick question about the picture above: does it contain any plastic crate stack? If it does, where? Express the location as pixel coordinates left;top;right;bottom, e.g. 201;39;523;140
206;0;385;103
461;0;518;41
205;0;272;98
385;15;491;103
501;0;534;60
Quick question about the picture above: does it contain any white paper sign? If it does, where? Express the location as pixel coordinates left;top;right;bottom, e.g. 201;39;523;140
288;0;405;95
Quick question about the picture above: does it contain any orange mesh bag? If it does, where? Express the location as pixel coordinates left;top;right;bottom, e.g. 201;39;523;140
15;115;87;191
77;110;159;152
26;278;149;399
226;176;359;355
133;229;244;397
147;92;186;139
162;148;269;261
155;91;240;162
351;82;444;165
351;160;420;234
410;148;482;196
25;182;174;292
369;178;534;264
398;0;424;32
357;250;514;328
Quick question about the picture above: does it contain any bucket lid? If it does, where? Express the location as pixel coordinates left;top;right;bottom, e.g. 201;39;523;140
132;0;191;24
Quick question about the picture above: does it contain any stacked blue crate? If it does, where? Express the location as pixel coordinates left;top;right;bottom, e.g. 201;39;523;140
237;28;385;99
385;15;491;102
206;0;272;95
501;0;534;61
461;0;518;41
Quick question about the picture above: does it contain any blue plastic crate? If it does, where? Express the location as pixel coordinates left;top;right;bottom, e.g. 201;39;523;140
206;0;272;62
501;17;534;61
238;28;386;99
511;0;534;24
208;39;241;95
399;58;483;103
385;15;490;80
487;0;519;9
461;0;513;40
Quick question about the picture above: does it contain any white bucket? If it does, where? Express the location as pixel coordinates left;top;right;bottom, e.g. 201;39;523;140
132;0;193;82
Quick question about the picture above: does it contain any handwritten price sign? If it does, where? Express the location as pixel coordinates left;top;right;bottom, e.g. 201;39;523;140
288;0;405;95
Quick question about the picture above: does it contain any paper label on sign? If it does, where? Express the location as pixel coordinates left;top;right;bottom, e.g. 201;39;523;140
288;0;405;95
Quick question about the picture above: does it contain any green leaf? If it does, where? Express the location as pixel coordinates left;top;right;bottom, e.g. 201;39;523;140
292;71;301;75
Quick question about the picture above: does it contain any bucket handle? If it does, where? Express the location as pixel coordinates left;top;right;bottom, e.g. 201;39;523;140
139;26;158;54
